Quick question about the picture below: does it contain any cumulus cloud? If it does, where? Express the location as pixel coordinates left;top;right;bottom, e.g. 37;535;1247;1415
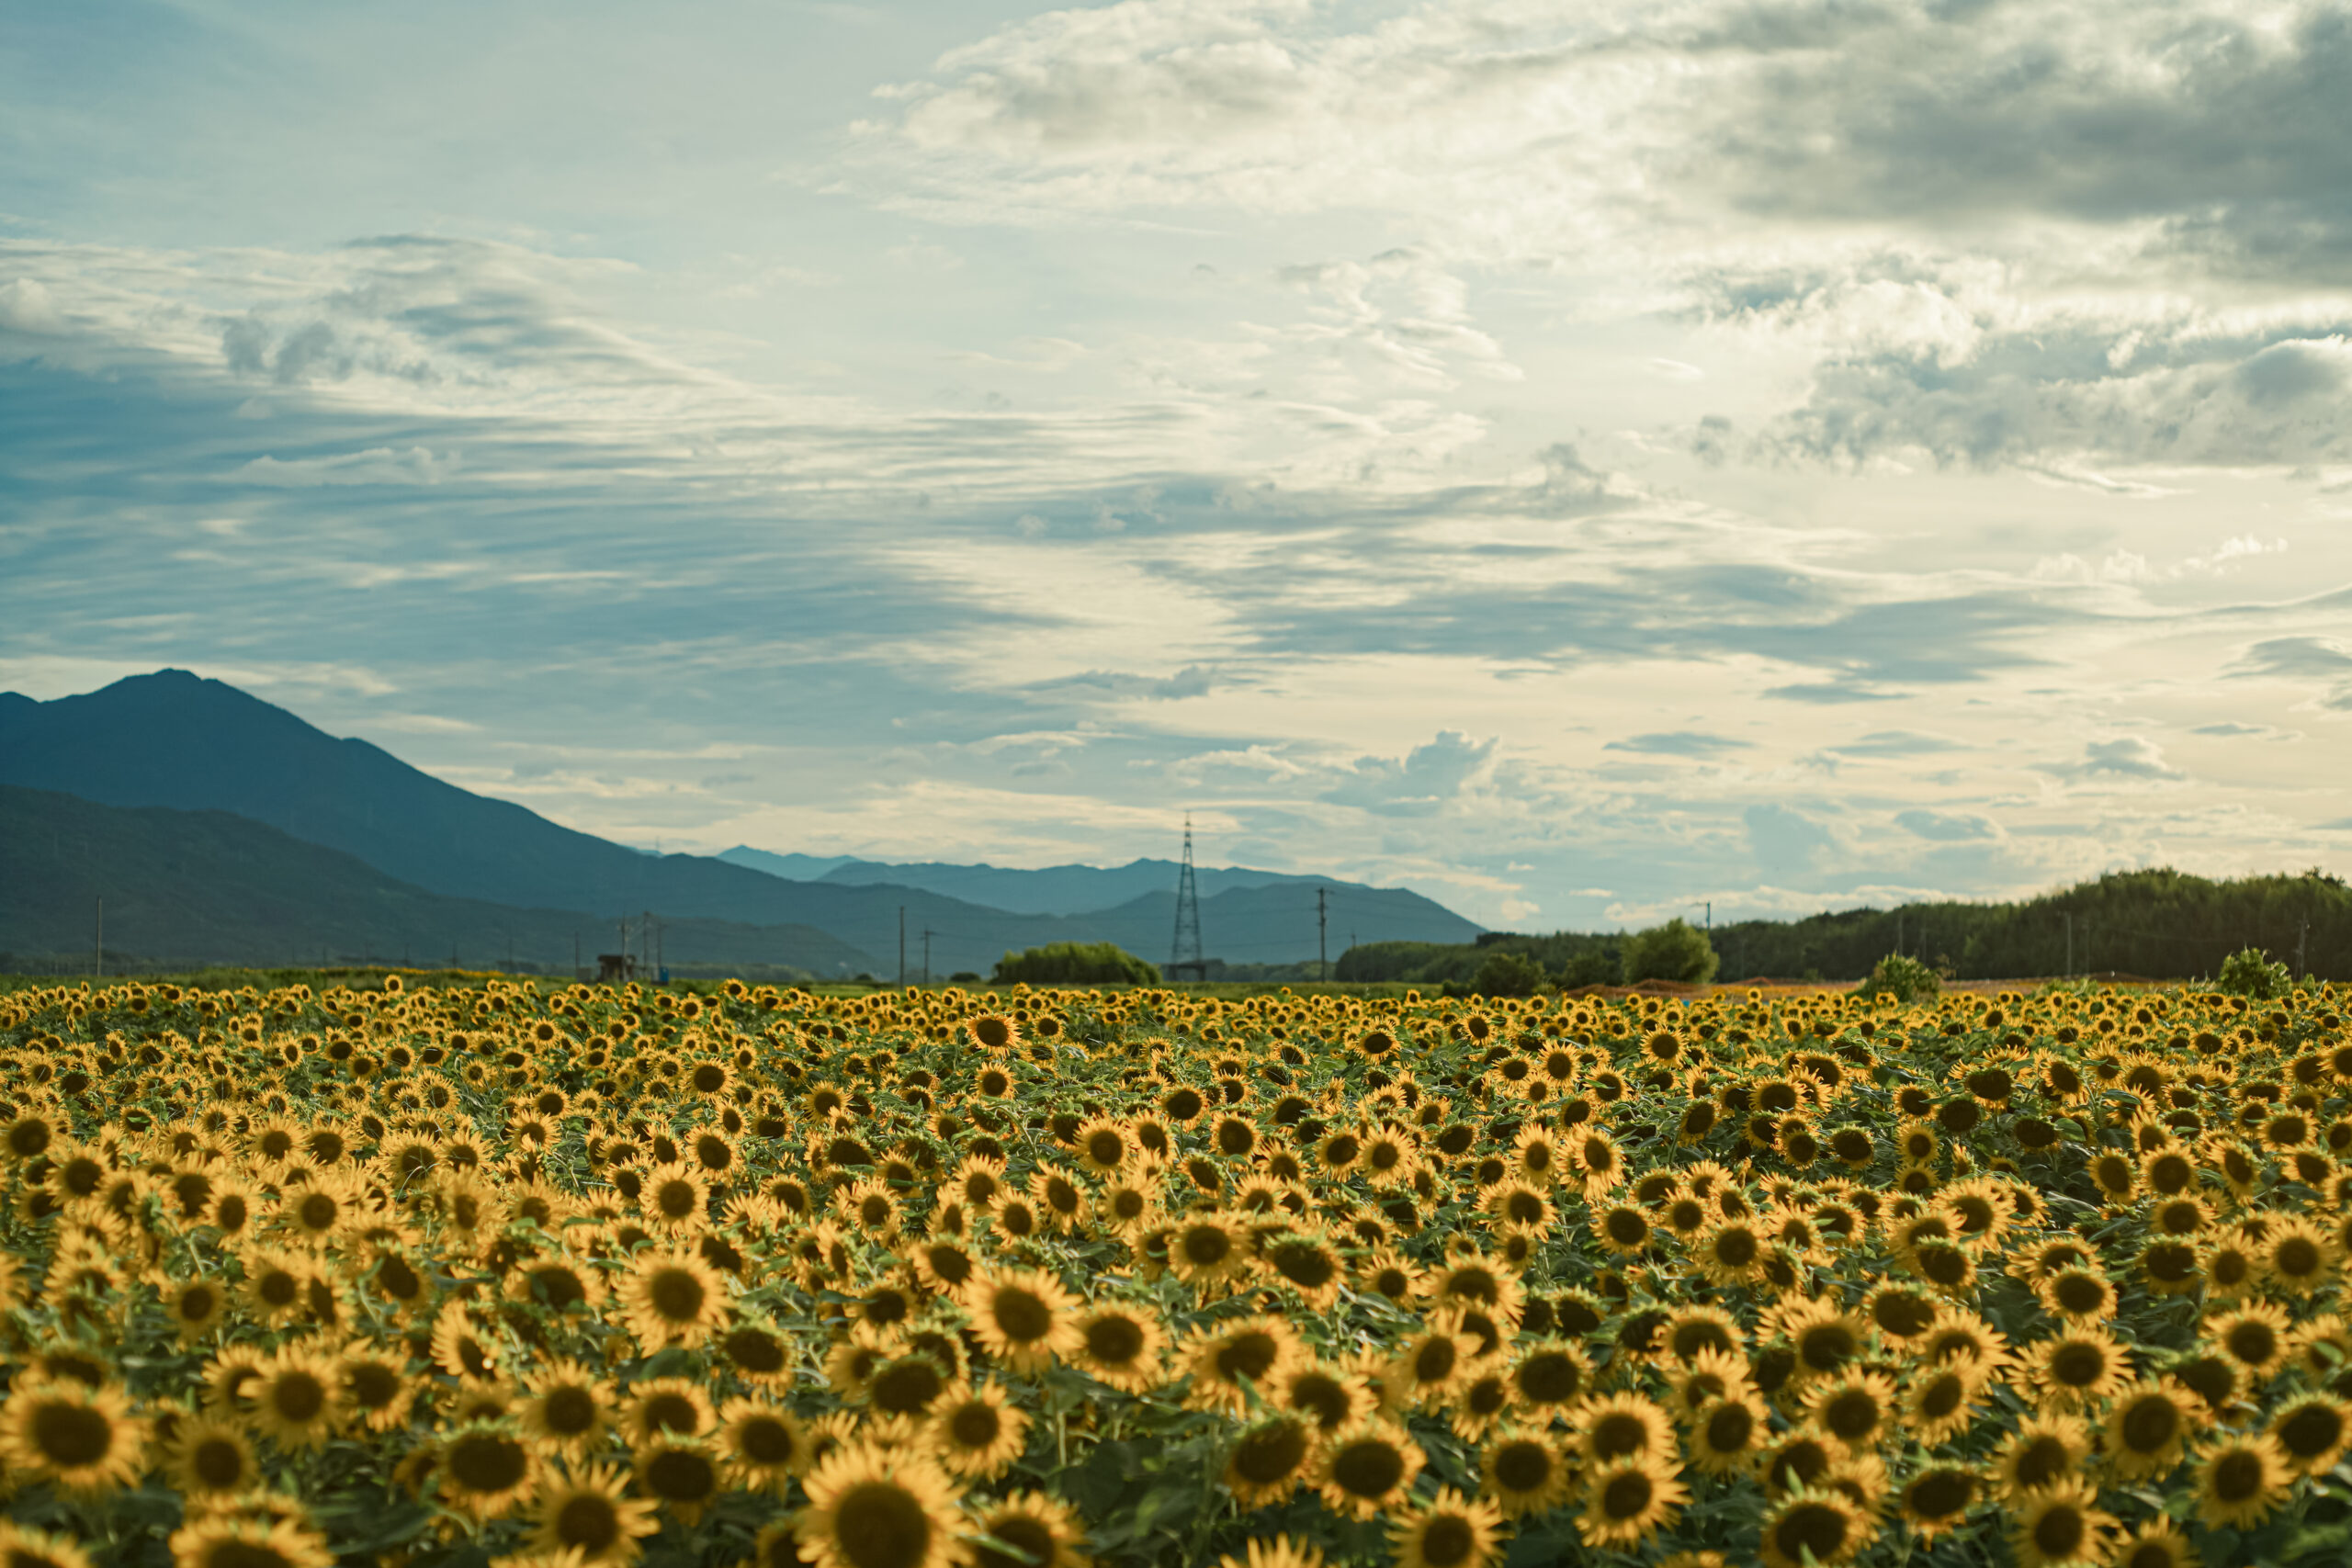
1321;730;1495;816
2046;736;2185;782
1895;808;1996;841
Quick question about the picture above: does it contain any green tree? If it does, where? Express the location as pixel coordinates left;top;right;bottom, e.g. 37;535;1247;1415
1621;919;1720;984
2216;946;2290;999
992;942;1160;986
1855;953;1940;1004
1470;950;1547;998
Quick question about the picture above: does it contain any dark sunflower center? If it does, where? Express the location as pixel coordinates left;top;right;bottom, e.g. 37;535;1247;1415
650;1269;707;1322
1494;1440;1552;1493
1601;1471;1654;1520
31;1402;111;1466
191;1436;247;1490
833;1482;932;1568
270;1372;327;1423
557;1494;623;1551
950;1403;1002;1448
447;1433;529;1495
644;1449;718;1503
2033;1504;2086;1556
1774;1503;1849;1562
1231;1420;1310;1483
1332;1438;1406;1497
1086;1316;1145;1365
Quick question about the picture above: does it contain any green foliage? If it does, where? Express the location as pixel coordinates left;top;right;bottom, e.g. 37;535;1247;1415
1854;951;1941;1004
1468;949;1548;998
2217;944;2293;998
1557;949;1621;988
993;941;1160;985
1621;917;1720;984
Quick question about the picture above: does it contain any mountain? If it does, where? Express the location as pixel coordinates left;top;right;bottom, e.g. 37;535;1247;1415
718;849;861;882
0;785;880;976
0;671;1485;974
717;849;1348;918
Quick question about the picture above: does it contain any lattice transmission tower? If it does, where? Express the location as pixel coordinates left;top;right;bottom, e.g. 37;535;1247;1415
1169;813;1206;981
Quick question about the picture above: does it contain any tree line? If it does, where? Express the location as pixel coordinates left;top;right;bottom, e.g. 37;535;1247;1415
1334;867;2350;987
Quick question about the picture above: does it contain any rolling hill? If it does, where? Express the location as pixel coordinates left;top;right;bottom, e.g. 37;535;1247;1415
0;785;880;976
0;671;1485;974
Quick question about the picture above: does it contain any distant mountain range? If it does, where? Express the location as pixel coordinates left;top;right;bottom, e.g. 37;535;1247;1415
715;847;1335;916
0;671;1482;975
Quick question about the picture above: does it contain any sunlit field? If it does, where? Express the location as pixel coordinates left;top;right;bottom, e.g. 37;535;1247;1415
2;974;2348;1568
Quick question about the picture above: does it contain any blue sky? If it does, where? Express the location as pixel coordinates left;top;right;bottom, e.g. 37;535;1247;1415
5;0;2350;930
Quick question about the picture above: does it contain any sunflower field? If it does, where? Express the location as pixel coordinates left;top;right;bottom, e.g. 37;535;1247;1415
1;974;2350;1568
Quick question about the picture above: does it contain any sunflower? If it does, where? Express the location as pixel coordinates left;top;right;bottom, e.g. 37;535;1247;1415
2205;1299;2293;1379
1479;1427;1573;1517
631;1435;724;1528
959;1268;1081;1375
1902;1361;1985;1448
0;1526;93;1568
1897;1463;1981;1542
1214;1540;1326;1568
1069;1303;1166;1393
430;1302;501;1382
1167;1213;1249;1290
927;1382;1030;1480
436;1421;540;1521
1507;1339;1591;1418
163;1416;260;1497
1184;1315;1306;1415
620;1377;715;1446
967;1014;1022;1052
2195;1431;2292;1531
2261;1214;2337;1295
1225;1415;1318;1506
527;1465;660;1567
2268;1392;2352;1475
1575;1391;1676;1467
615;1250;730;1351
2027;1327;2132;1409
521;1359;613;1453
1387;1487;1503;1568
1317;1421;1424;1519
1392;1317;1478;1409
796;1441;967;1568
166;1516;334;1568
1804;1371;1898;1458
246;1346;341;1451
1692;1219;1769;1287
1758;1488;1870;1568
1992;1412;2092;1501
2199;1229;2260;1298
1577;1455;1686;1549
0;1379;147;1497
970;1492;1091;1568
2038;1268;2118;1325
2112;1518;2201;1568
1778;1298;1868;1382
2010;1477;2119;1568
719;1317;800;1388
1260;1232;1348;1310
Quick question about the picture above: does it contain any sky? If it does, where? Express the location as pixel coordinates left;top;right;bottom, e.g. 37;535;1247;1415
4;0;2351;932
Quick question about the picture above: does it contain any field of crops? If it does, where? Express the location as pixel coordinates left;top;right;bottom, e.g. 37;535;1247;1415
0;976;2348;1568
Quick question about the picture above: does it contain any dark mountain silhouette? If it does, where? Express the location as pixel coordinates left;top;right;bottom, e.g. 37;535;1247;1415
0;671;1484;974
0;785;879;976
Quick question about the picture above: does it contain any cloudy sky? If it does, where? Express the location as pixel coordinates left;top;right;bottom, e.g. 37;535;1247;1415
6;0;2351;931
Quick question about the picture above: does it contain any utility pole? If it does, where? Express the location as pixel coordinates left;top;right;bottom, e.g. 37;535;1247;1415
922;929;934;986
899;906;907;987
1317;886;1329;981
2298;919;2310;979
94;894;102;980
2064;913;2073;978
1895;908;1903;958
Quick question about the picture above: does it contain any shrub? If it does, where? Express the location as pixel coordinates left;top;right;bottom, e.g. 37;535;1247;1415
1470;950;1548;998
1621;918;1720;985
1559;949;1621;989
2216;945;2291;999
1855;952;1940;1004
993;942;1160;986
